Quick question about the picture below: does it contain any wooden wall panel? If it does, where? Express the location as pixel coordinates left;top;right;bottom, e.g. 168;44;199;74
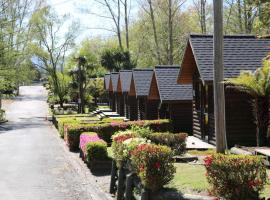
169;102;192;133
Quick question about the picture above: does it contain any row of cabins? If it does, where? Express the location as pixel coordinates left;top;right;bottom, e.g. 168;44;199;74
104;34;270;147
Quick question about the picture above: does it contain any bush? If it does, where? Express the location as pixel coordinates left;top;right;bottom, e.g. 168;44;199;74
79;132;100;159
111;130;138;167
204;154;267;200
86;140;108;162
147;132;187;155
130;125;153;138
64;119;172;151
131;143;175;192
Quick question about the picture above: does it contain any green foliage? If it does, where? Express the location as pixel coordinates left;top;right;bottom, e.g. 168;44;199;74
204;154;267;200
111;130;138;167
147;132;187;155
131;143;176;191
63;119;171;151
86;140;108;162
100;48;135;71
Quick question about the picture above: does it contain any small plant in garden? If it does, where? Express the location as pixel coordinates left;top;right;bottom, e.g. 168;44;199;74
131;143;176;192
147;132;187;155
111;130;137;167
86;140;108;162
204;154;267;200
130;125;153;138
80;132;101;159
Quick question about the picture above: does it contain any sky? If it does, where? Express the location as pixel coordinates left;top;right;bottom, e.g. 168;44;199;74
49;0;139;44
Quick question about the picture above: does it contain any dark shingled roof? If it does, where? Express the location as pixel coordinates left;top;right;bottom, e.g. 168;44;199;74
189;34;270;81
104;74;110;90
133;69;153;97
155;66;192;102
119;70;132;93
111;72;119;92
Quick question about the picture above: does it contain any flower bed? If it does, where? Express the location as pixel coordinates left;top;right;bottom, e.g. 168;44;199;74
79;132;110;171
64;119;171;151
204;154;267;200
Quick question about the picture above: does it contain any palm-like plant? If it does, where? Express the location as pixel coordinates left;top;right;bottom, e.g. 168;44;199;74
227;60;270;146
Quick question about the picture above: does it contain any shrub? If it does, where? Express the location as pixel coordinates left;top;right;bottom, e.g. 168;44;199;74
79;132;100;159
204;154;267;200
147;132;187;155
131;143;175;192
130;125;153;138
64;119;172;151
86;140;108;162
57;117;78;138
111;130;137;167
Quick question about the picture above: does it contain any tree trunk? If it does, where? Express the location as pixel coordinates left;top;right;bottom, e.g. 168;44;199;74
254;97;269;146
201;0;207;33
124;0;129;50
237;0;243;33
117;0;123;50
168;0;173;65
148;0;161;65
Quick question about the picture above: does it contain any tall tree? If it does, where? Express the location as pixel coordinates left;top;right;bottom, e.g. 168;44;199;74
30;7;78;107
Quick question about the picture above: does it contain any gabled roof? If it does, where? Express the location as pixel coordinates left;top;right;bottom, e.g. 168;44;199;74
131;69;153;97
178;34;270;84
117;70;132;93
109;72;119;92
104;73;110;90
151;66;192;102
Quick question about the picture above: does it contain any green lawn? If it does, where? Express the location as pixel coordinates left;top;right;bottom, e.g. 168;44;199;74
169;163;270;198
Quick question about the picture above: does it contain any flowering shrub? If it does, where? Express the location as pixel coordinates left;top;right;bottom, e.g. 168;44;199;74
79;132;100;159
111;131;138;167
130;125;153;138
204;154;267;200
131;143;175;191
147;132;187;155
86;140;108;162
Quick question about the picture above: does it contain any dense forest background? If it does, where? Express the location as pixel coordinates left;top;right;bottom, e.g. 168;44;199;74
0;0;269;106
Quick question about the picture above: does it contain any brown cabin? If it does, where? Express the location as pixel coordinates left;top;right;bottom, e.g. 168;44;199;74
104;73;112;108
148;66;193;133
178;34;270;147
108;72;119;112
117;70;133;119
129;69;156;120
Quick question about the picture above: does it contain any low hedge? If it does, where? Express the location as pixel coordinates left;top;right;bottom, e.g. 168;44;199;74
64;119;171;151
86;140;108;162
147;132;187;155
204;154;267;200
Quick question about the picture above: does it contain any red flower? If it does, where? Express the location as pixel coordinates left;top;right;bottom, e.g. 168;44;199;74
154;162;161;169
139;165;144;172
204;155;213;167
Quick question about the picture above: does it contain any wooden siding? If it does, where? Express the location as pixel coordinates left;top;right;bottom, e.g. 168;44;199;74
169;102;192;133
148;73;160;100
207;87;257;147
146;100;159;120
116;94;125;116
128;96;138;121
178;42;198;84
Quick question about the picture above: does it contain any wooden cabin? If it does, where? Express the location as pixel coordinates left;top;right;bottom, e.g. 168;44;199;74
117;70;134;119
108;72;119;112
104;73;112;108
129;69;156;120
177;34;270;147
148;66;193;133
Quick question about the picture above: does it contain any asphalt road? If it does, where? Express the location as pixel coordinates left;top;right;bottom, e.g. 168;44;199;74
0;85;111;200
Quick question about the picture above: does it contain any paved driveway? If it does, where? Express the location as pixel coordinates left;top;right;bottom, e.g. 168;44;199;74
0;85;111;200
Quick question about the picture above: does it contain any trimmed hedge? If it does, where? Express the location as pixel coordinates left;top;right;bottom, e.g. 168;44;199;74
86;140;108;162
64;119;171;151
147;132;187;155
